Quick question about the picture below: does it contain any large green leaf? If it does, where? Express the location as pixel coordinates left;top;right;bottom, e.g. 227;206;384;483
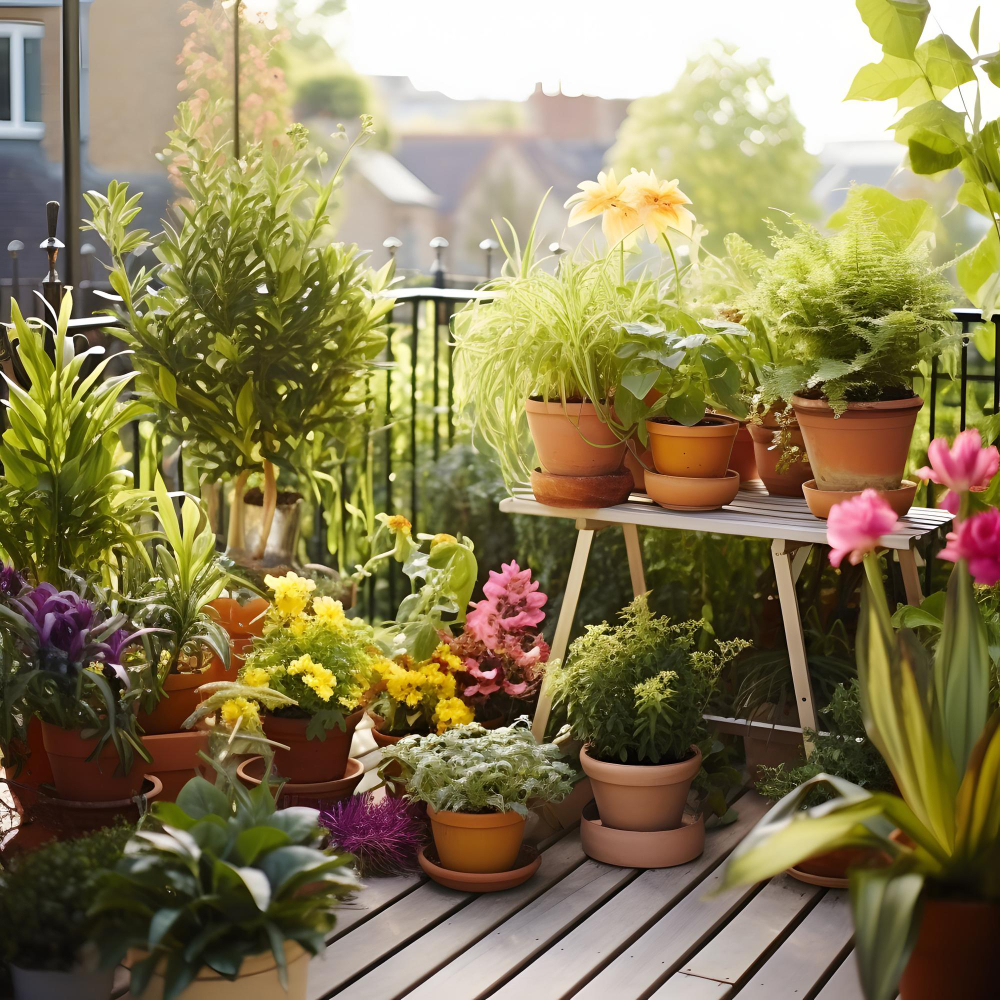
956;229;1000;319
857;0;930;59
826;185;939;249
914;34;975;93
174;777;230;821
846;53;926;103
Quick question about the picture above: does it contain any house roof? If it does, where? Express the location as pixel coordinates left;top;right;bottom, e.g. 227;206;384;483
352;149;438;208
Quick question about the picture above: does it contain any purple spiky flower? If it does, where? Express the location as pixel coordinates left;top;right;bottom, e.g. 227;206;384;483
319;793;428;877
0;565;25;598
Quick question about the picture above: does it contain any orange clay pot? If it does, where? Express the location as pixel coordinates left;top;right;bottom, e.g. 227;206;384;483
728;423;759;483
426;803;526;873
262;709;364;783
141;730;210;802
791;394;923;492
40;722;146;802
368;715;407;798
579;744;702;833
645;414;739;478
747;414;813;497
524;399;625;477
138;670;207;736
7;716;55;790
206;596;270;669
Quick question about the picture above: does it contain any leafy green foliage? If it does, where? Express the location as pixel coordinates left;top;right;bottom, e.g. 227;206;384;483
547;595;749;765
92;775;359;1000
378;719;575;816
0;823;132;971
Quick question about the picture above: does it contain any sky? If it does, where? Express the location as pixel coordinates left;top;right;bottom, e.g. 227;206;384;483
327;0;992;152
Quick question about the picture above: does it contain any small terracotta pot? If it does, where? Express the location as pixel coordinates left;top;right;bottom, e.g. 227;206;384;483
368;716;407;798
579;800;705;868
524;399;625;477
237;755;364;808
623;441;652;492
898;899;1000;1000
206;596;270;669
579;744;702;832
644;468;740;511
142;730;210;802
646;415;739;478
40;722;146;802
262;709;363;783
791;394;923;491
728;423;759;483
426;803;526;874
802;478;917;520
747;418;813;497
138;670;207;736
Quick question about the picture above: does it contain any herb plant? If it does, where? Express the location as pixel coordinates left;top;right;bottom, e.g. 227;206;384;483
548;594;750;765
379;718;575;816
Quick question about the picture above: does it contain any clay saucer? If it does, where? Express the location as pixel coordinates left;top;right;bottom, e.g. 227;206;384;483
237;755;364;806
802;479;917;520
418;844;540;892
786;865;849;889
579;801;705;868
644;468;741;511
530;467;633;509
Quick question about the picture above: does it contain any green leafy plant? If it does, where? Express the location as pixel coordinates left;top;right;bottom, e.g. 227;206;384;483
0;823;132;972
0;293;152;586
379;718;575;815
91;772;359;1000
546;594;750;765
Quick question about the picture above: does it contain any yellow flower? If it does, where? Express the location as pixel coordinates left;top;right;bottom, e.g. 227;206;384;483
289;615;309;637
623;169;695;241
433;697;475;733
312;595;347;631
220;697;260;731
287;654;336;702
386;515;412;535
430;533;457;551
431;643;463;673
564;169;640;247
242;666;271;688
264;571;316;619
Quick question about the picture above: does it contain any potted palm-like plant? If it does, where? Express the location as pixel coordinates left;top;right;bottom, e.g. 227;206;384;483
84;103;394;574
721;433;1000;1000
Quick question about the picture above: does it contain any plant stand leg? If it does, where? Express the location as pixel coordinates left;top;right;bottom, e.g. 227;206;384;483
622;523;646;597
531;525;594;741
771;538;818;754
897;546;923;607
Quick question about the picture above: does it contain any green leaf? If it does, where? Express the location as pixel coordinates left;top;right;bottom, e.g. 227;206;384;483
971;6;980;50
908;131;963;174
914;35;975;94
983;52;1000;88
174;777;229;821
826;185;939;249
149;907;184;948
856;0;930;58
893;100;969;148
846;53;926;103
664;391;705;426
956;230;1000;317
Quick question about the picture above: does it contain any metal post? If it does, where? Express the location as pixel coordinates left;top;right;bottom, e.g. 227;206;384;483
62;0;82;298
429;237;448;289
479;238;498;280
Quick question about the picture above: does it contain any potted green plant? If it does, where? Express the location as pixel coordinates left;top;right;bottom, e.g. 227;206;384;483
91;771;359;1000
83;103;394;574
0;823;131;1000
379;719;574;875
545;594;748;863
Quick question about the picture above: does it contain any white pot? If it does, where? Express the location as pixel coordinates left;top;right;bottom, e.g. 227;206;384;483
9;965;114;1000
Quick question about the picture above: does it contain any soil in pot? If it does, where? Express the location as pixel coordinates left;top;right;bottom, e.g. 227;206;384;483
40;722;146;801
426;804;526;873
262;710;363;784
142;730;210;802
747;417;813;497
579;744;702;832
646;415;739;478
791;393;923;492
524;399;625;477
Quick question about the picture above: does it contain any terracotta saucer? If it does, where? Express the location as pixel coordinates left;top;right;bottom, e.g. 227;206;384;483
579;801;705;868
418;844;540;892
644;468;741;511
786;865;849;889
237;755;364;806
530;467;633;509
802;479;917;520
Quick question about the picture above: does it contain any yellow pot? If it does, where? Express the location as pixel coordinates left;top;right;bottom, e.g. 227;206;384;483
426;804;526;873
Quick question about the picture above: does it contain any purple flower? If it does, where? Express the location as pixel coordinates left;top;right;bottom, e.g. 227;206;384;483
319;793;427;877
0;565;25;598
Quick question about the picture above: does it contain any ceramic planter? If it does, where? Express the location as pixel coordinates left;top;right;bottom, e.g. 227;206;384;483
425;803;526;873
787;846;888;888
237;754;364;808
579;744;702;833
728;422;758;483
40;722;146;801
142;730;210;802
8;716;55;791
262;709;363;783
139;670;208;736
790;394;923;492
646;415;739;478
524;399;625;477
130;942;309;1000
207;597;269;664
898;899;1000;1000
225;490;305;575
747;414;813;497
9;965;114;1000
579;799;705;868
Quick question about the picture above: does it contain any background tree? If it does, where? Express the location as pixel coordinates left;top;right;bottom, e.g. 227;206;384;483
610;41;819;251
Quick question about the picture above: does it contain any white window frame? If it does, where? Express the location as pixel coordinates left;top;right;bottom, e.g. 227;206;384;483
0;21;45;140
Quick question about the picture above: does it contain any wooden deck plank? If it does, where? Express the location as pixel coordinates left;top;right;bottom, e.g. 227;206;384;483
329;830;588;1000
327;873;424;942
489;794;771;1000
649;974;732;1000
813;951;866;1000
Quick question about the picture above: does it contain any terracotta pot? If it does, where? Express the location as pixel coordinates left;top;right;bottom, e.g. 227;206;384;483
206;596;270;670
744;727;805;784
142;730;210;802
729;423;759;483
9;964;115;1000
237;755;364;808
130;942;309;1000
524;399;626;477
898;899;1000;1000
139;670;207;736
646;415;739;478
369;716;407;797
418;844;540;891
579;800;705;868
40;722;146;801
9;716;55;790
623;441;652;492
644;468;740;511
262;709;363;783
790;845;888;884
529;467;633;508
579;744;702;832
791;394;923;492
802;478;917;520
747;419;813;497
426;803;526;874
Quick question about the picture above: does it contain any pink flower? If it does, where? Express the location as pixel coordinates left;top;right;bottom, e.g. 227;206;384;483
827;490;899;568
466;561;547;646
939;508;1000;585
915;430;999;513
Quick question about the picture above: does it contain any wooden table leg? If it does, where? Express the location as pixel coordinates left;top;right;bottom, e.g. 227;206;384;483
531;526;595;741
897;546;923;607
622;523;646;597
771;538;819;752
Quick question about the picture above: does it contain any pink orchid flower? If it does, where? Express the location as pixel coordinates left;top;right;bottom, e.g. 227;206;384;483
827;490;899;568
915;429;999;514
939;508;1000;585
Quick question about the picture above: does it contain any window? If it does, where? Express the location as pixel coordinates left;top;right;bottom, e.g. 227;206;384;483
0;22;44;139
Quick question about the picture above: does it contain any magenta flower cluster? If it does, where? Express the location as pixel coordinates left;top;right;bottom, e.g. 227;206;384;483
319;792;427;877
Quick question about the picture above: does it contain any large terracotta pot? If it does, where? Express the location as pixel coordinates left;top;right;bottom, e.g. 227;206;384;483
426;803;526;873
207;597;270;666
579;744;702;832
524;399;625;477
9;965;115;1000
646;415;739;479
139;671;207;736
748;416;814;497
8;716;55;790
40;722;146;801
142;730;210;802
898;899;1000;1000
791;394;922;492
262;709;363;783
729;423;758;483
130;942;309;1000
